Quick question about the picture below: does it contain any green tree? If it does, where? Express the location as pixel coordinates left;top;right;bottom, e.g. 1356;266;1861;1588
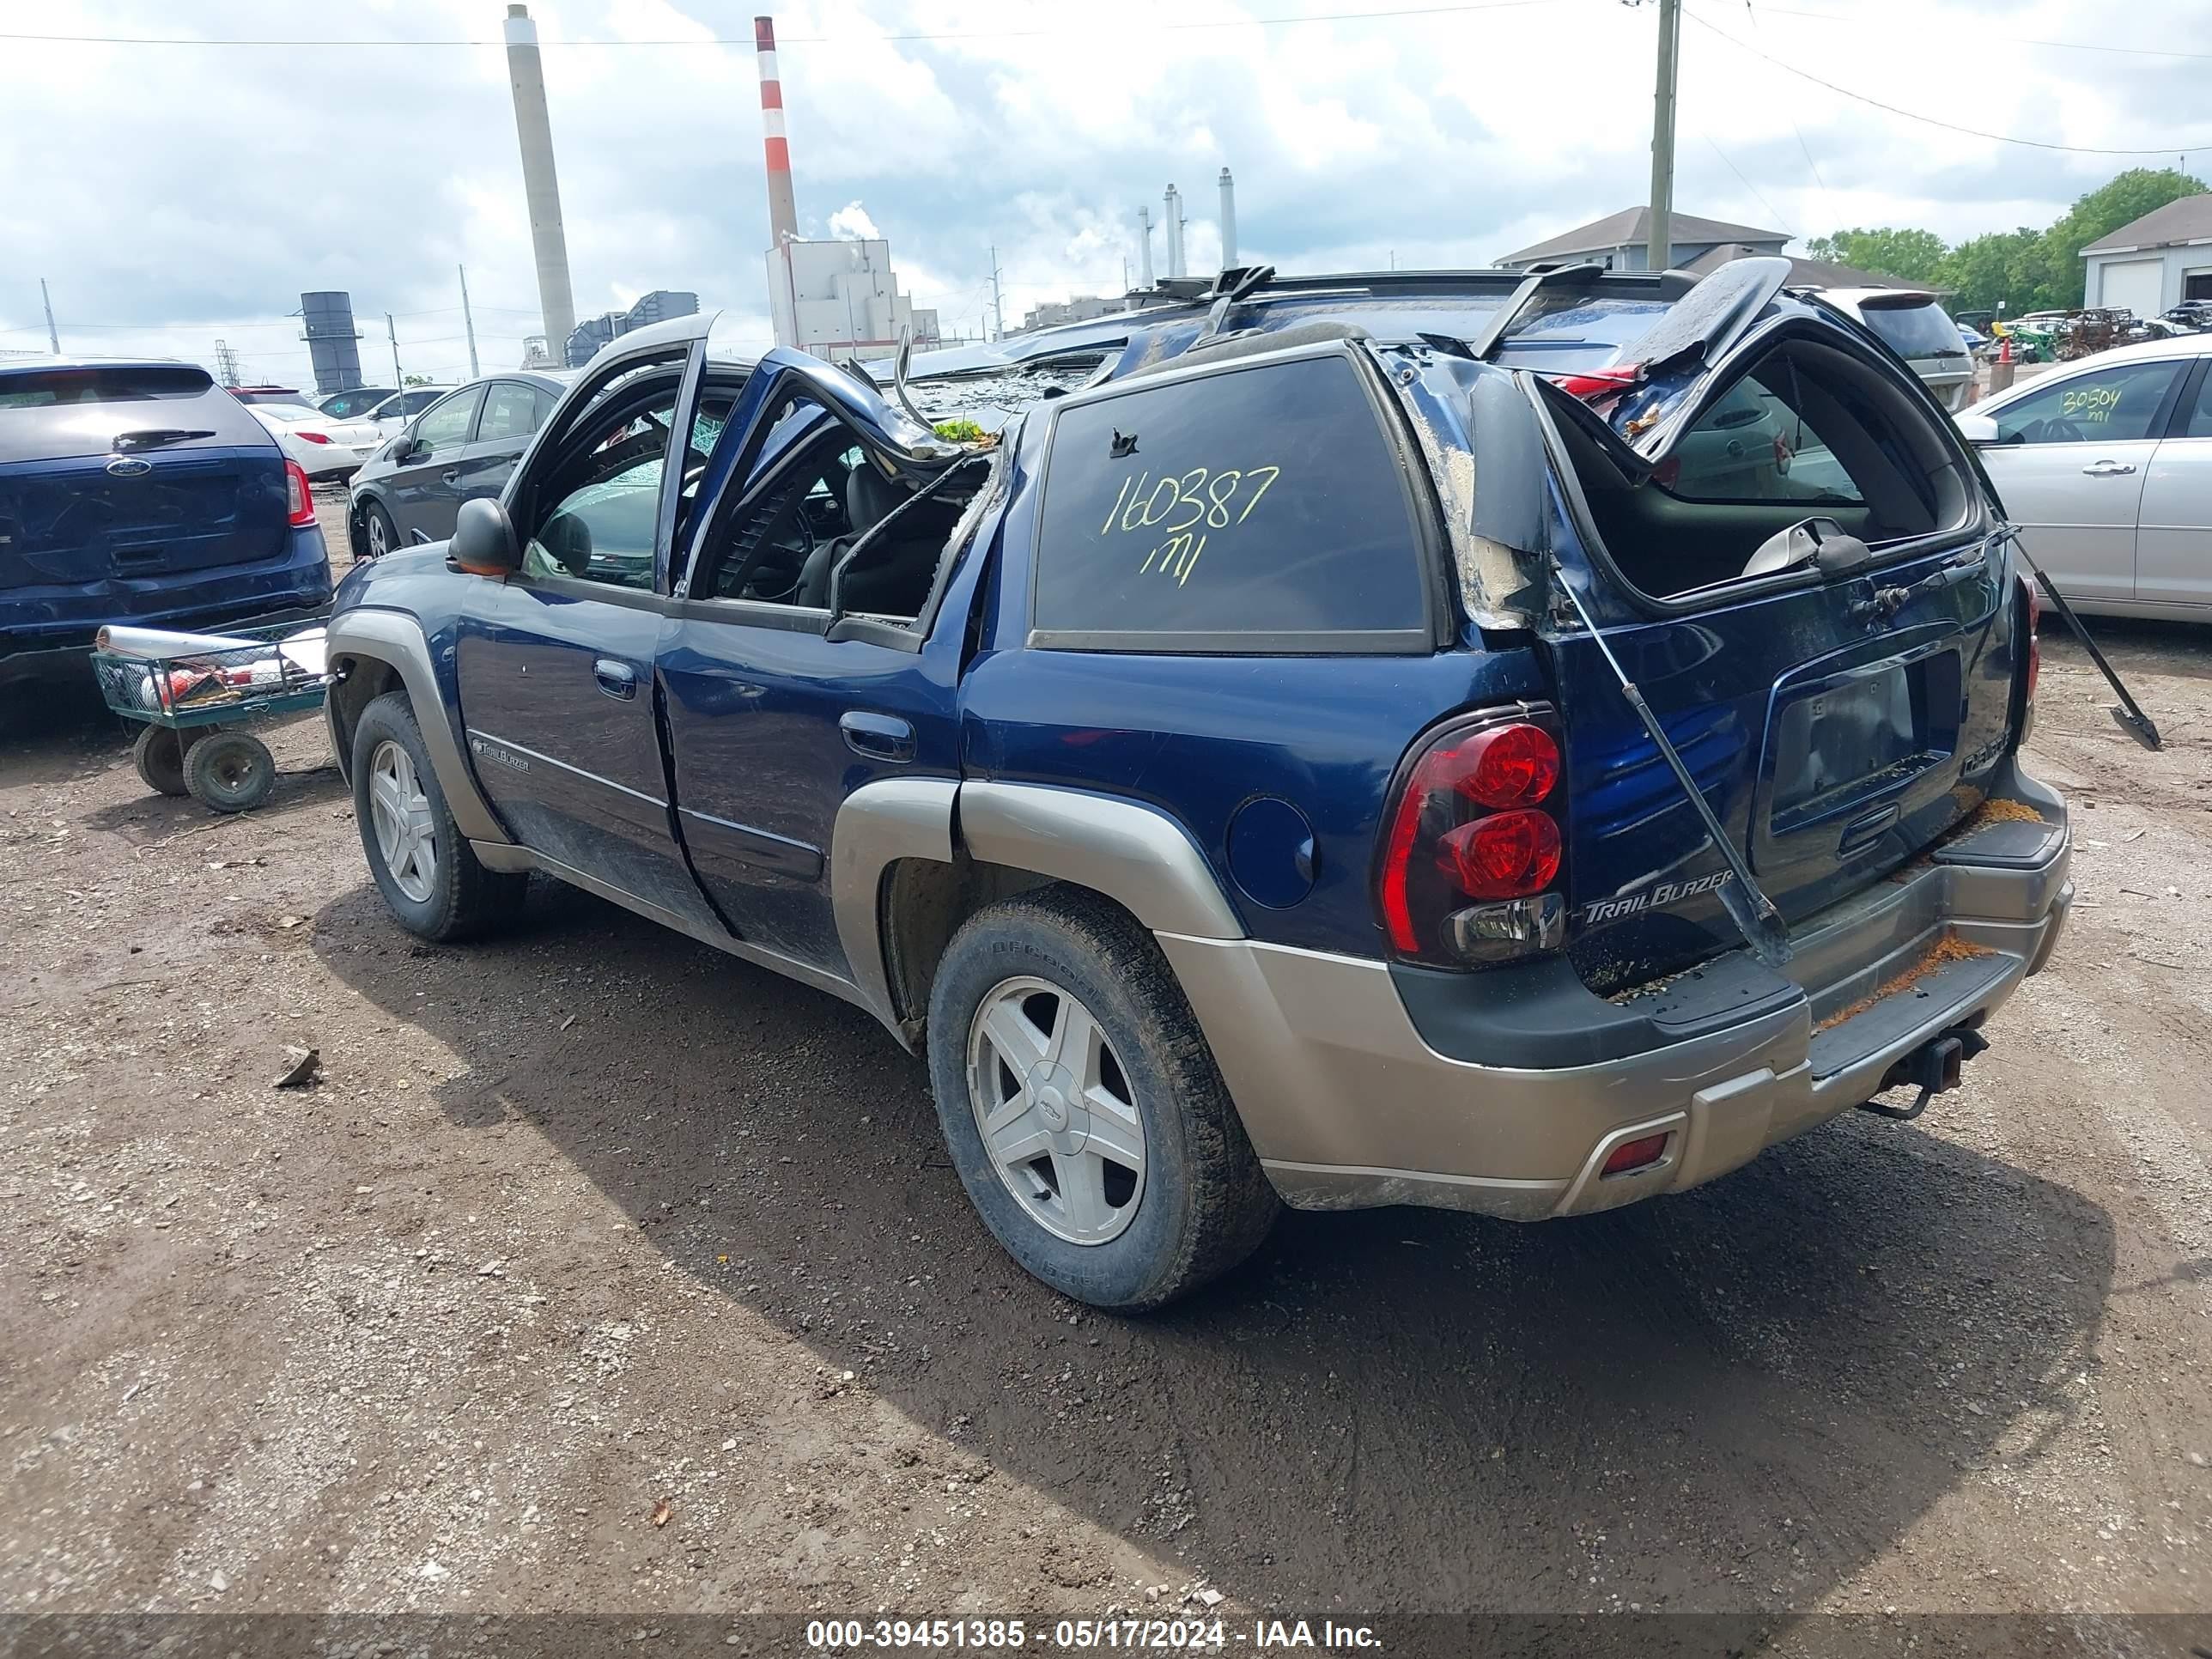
1936;228;2051;317
1804;227;1948;284
2040;167;2208;306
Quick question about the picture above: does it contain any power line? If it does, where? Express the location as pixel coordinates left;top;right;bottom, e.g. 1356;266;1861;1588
1697;131;1793;237
1683;8;2212;155
1739;3;1834;225
0;0;1557;49
1733;2;2212;61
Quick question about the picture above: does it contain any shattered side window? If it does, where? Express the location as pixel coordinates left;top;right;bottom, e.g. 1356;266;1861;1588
1030;354;1430;648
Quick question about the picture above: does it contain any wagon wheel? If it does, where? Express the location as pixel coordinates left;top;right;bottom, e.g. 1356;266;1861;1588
184;732;278;814
131;725;206;798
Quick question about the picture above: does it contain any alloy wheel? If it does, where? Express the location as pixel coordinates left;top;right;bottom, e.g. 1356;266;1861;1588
368;738;438;903
966;976;1147;1245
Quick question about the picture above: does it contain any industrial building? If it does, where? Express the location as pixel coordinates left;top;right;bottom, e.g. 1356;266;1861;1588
1016;295;1126;334
502;4;576;356
299;290;364;395
752;15;935;361
763;239;932;363
564;289;701;368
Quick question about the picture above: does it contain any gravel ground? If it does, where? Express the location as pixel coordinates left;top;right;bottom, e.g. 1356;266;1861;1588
3;509;2211;1644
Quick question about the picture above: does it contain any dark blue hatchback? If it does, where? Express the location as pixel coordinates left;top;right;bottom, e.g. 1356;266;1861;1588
320;264;2072;1310
0;360;331;685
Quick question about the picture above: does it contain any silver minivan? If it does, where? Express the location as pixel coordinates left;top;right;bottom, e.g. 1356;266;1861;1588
1820;289;1975;411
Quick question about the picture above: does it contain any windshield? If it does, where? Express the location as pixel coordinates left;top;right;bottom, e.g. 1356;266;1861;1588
1857;300;1966;362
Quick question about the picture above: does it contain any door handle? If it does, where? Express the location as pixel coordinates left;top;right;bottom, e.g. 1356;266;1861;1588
592;658;640;701
840;710;915;763
2081;460;2137;476
441;468;461;485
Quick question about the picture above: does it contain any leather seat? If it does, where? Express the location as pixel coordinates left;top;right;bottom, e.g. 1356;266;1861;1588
797;462;957;615
797;464;904;609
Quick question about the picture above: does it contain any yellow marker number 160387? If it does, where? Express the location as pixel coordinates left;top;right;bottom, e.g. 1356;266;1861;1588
1098;465;1281;586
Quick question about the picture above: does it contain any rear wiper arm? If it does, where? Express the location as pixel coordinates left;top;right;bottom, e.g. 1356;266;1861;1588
112;428;215;451
1551;563;1794;969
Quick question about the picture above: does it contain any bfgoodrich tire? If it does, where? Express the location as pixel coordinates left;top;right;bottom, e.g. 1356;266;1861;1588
926;887;1279;1310
350;690;526;941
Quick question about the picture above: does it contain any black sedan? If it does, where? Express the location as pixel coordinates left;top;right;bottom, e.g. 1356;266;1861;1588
346;370;574;560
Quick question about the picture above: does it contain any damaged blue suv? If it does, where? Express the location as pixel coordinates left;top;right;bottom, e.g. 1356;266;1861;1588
324;258;2070;1309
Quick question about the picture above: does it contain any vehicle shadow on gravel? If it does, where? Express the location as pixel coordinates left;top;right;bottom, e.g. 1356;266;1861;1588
319;874;2117;1614
76;763;348;842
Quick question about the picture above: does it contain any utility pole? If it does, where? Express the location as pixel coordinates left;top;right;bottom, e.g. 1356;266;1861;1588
459;265;481;380
988;245;1004;343
386;313;404;390
1644;0;1681;273
40;277;59;353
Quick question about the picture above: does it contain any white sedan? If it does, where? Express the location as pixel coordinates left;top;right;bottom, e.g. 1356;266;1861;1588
1958;336;2212;622
246;402;371;482
319;385;456;455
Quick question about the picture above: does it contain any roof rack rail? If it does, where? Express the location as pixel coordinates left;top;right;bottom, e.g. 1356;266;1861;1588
1467;261;1608;362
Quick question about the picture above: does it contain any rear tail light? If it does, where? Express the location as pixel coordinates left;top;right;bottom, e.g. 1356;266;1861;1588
1375;708;1568;968
295;428;332;444
2019;572;2042;704
284;459;315;526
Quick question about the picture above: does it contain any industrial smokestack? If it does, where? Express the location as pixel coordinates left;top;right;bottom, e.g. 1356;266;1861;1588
1164;184;1185;280
1137;206;1154;289
755;16;800;252
1218;167;1237;270
503;4;576;355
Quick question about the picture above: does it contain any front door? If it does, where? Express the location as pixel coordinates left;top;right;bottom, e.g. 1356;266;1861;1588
389;384;485;546
454;346;721;933
656;389;966;976
1974;356;2190;603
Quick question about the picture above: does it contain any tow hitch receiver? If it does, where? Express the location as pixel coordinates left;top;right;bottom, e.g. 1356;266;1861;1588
1861;1025;1991;1121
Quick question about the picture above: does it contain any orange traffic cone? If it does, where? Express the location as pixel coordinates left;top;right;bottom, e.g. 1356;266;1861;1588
1998;336;2013;365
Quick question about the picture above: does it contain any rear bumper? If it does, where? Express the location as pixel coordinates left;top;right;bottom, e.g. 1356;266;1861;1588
0;526;332;674
1164;759;2070;1219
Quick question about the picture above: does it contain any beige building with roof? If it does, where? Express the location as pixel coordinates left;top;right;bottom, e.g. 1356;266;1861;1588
2080;194;2212;315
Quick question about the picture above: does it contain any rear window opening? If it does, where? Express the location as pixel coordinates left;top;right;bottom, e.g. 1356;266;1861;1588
1853;298;1968;362
1553;338;1974;601
0;366;215;408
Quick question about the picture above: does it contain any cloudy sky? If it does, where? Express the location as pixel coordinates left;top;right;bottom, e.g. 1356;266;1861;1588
3;0;2208;387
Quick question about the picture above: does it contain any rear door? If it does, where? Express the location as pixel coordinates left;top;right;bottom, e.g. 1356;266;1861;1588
1972;356;2190;603
656;349;971;975
0;364;289;591
2135;358;2212;612
453;380;548;513
1531;322;2021;987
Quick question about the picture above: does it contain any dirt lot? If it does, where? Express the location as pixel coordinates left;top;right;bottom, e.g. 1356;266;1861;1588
5;507;2212;1647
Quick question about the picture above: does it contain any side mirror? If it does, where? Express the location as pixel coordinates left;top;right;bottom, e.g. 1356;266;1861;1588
449;497;520;577
1954;412;2001;446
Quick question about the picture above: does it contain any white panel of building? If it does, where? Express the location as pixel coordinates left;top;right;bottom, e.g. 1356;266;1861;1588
2097;258;2165;316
